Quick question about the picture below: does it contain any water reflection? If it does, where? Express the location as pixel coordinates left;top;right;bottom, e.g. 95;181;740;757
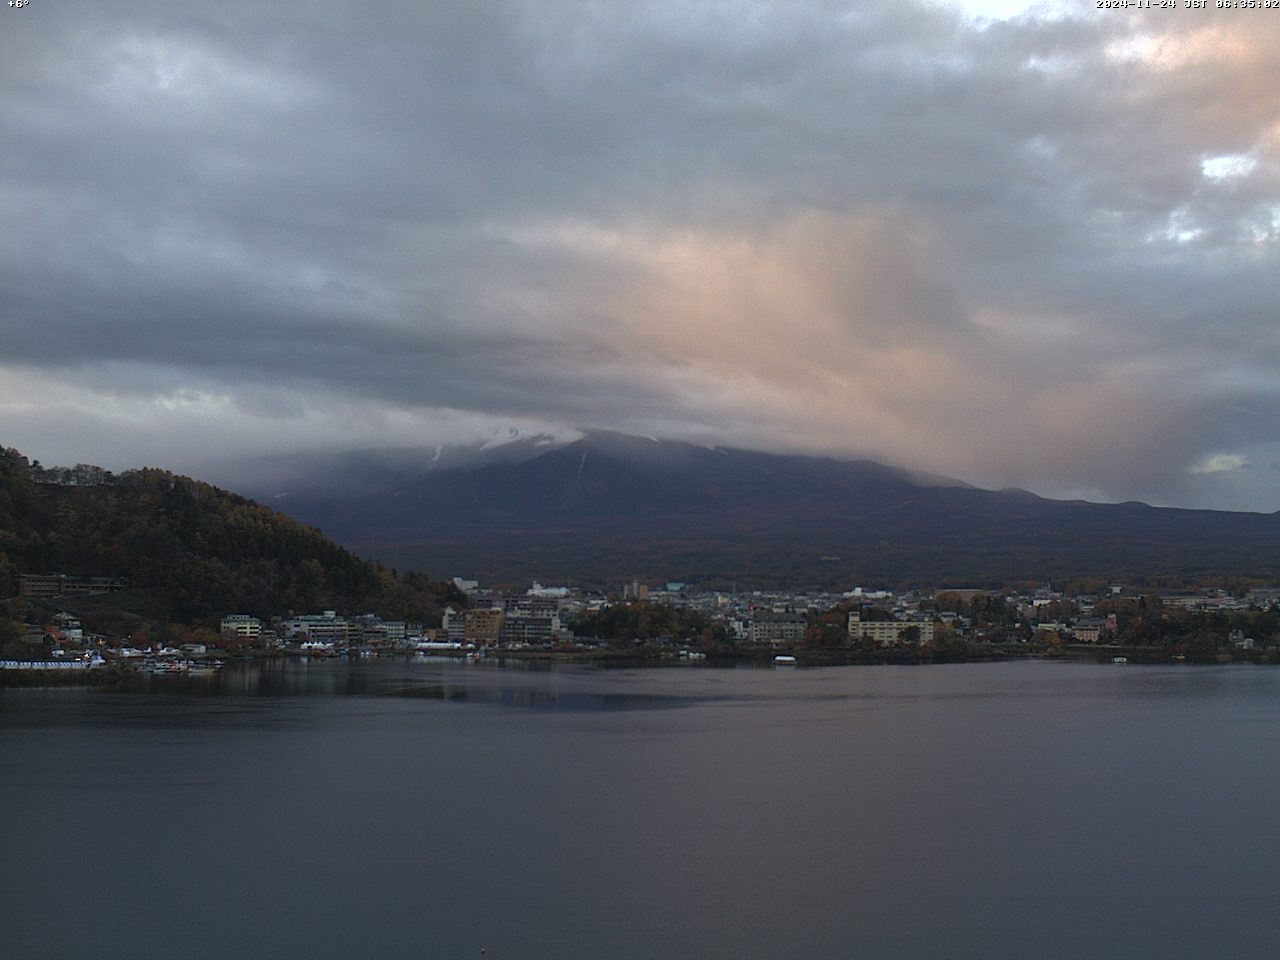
132;657;700;711
6;660;1280;960
9;657;1280;726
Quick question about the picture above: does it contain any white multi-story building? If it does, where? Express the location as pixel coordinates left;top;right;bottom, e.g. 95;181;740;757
527;582;570;599
442;607;466;643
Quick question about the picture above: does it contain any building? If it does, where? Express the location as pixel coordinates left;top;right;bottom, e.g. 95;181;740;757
279;611;352;646
749;611;807;647
346;615;408;646
622;580;650;601
500;612;561;645
18;574;65;599
498;596;563;645
442;607;466;643
848;611;934;646
19;573;126;599
464;608;505;644
220;614;262;643
1071;614;1116;644
527;582;570;599
933;589;990;606
1247;588;1280;607
1229;629;1256;650
49;613;84;645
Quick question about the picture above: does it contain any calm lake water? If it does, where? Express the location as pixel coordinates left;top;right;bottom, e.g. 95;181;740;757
3;658;1280;960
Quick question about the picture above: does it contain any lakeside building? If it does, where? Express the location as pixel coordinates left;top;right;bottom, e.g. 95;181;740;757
1229;629;1256;649
442;607;466;643
278;611;352;645
847;611;935;646
499;596;565;645
1;659;103;671
1070;614;1117;644
749;611;807;647
349;614;409;646
220;615;262;643
500;612;562;645
463;608;505;644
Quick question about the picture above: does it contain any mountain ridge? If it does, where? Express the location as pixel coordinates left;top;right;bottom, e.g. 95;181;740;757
212;432;1280;588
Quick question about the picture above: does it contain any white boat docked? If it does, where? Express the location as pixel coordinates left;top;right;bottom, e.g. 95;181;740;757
773;655;798;665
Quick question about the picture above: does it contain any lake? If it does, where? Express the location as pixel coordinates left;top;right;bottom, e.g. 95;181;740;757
3;658;1279;959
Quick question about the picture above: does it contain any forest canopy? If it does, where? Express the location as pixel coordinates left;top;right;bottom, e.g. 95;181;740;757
0;446;454;632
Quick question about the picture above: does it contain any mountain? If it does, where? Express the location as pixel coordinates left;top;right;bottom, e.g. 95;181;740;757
198;433;569;499
215;432;1280;589
0;446;453;630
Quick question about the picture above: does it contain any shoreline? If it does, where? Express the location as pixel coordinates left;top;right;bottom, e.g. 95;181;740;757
2;643;1273;688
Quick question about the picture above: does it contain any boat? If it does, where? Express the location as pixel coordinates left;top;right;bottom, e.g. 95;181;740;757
773;655;798;665
150;660;191;675
1112;656;1128;664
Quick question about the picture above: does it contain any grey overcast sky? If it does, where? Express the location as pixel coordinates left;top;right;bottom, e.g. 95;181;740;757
2;0;1278;510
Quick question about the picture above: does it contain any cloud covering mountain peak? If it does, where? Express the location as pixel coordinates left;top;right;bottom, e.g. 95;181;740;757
3;1;1278;510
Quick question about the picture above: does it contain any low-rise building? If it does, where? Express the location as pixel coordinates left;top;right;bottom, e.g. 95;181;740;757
19;573;65;599
20;573;127;598
848;611;934;646
1071;614;1117;644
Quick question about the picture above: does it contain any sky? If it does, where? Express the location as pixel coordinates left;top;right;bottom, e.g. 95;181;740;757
2;0;1279;511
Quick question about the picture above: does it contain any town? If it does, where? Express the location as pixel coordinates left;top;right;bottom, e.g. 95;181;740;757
6;571;1280;676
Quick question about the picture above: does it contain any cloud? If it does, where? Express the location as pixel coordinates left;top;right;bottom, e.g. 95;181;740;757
2;1;1279;509
1190;453;1249;475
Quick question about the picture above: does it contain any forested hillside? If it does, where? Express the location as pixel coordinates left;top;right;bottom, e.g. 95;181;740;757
0;447;453;628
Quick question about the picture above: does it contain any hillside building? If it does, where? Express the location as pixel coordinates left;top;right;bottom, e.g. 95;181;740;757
19;573;127;599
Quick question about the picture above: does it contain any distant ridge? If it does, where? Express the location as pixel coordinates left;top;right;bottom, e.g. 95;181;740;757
214;431;1280;589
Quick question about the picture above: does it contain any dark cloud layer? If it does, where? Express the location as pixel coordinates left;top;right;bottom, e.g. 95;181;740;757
3;1;1279;509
